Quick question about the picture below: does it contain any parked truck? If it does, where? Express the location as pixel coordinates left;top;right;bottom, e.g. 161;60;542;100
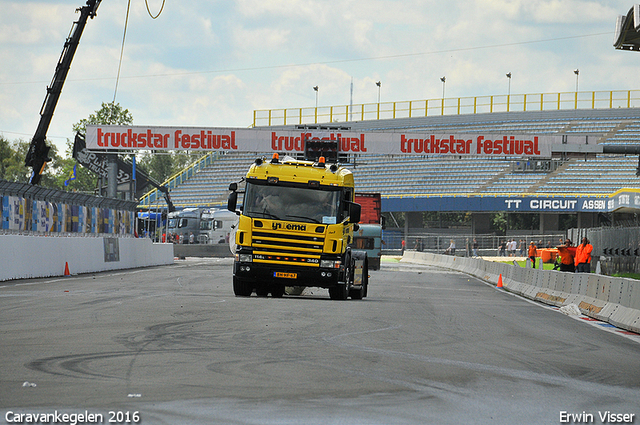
198;209;238;244
167;208;202;243
351;193;384;270
227;153;368;299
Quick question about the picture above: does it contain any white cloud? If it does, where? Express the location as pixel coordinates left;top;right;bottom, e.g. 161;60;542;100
0;0;635;156
476;0;616;24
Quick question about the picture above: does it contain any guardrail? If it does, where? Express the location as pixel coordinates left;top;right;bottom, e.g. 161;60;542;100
403;251;640;334
253;89;640;127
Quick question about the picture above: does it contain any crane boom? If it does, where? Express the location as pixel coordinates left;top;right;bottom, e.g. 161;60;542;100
25;0;102;185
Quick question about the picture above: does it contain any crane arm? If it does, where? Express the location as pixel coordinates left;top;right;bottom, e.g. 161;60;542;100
25;0;102;185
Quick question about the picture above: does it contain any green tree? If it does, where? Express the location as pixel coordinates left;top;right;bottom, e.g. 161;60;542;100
72;101;133;134
137;151;204;184
137;152;174;183
0;135;17;180
492;212;507;234
67;102;134;192
1;136;65;185
53;142;99;193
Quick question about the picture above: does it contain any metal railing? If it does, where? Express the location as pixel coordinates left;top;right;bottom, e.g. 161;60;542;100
138;152;219;208
253;89;640;127
381;229;565;255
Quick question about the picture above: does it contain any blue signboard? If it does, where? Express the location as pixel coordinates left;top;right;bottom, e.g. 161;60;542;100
381;191;640;214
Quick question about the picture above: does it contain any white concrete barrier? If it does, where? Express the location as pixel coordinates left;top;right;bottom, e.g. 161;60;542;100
402;251;640;335
0;234;173;281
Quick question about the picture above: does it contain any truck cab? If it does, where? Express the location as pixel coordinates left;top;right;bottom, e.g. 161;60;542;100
228;154;368;299
198;209;238;244
167;207;202;244
352;224;383;270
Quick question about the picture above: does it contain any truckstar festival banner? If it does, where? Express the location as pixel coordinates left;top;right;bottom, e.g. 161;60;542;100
86;125;584;158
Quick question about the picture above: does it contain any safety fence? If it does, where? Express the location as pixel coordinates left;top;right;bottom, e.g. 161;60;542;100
381;229;564;256
403;251;640;334
0;180;137;236
569;226;640;275
253;89;640;127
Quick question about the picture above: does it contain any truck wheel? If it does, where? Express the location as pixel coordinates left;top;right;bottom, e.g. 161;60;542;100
270;285;285;298
233;276;253;297
349;285;364;300
329;284;348;300
255;286;269;297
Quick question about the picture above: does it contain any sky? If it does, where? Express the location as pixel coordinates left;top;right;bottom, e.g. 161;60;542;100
1;0;638;157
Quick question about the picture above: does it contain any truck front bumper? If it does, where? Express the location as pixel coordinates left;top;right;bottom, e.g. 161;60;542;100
233;260;343;288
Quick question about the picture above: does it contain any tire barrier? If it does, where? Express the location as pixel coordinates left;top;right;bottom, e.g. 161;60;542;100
401;251;640;334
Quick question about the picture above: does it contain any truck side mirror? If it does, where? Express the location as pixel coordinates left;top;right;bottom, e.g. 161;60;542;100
227;192;238;213
348;202;361;224
229;182;238;191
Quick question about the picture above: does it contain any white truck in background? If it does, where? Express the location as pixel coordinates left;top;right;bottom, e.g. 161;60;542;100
198;209;238;245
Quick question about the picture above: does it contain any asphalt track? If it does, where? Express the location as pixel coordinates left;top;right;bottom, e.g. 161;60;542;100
1;257;639;425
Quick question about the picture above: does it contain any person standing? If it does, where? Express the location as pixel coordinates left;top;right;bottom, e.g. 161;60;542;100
499;240;506;257
472;238;479;257
575;237;593;273
518;239;524;257
509;239;517;257
556;239;576;273
528;241;537;268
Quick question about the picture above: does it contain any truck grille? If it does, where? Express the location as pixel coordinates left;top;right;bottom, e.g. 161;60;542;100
252;231;323;267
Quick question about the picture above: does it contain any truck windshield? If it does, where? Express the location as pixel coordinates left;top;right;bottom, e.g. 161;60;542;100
200;220;212;230
244;182;341;224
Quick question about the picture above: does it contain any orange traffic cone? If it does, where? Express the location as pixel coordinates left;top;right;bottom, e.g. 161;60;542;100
64;262;70;276
497;273;503;288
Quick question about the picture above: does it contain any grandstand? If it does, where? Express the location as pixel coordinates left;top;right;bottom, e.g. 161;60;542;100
148;107;640;210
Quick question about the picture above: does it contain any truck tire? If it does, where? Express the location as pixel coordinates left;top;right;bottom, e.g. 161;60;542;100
233;276;253;297
330;251;351;300
329;284;348;300
349;285;364;300
270;285;285;298
255;286;269;297
350;250;368;299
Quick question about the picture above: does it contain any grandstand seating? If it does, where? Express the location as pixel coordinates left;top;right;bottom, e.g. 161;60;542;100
153;108;640;208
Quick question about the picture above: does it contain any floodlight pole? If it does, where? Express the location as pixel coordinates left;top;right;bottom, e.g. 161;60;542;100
440;77;446;115
313;86;318;108
506;72;512;112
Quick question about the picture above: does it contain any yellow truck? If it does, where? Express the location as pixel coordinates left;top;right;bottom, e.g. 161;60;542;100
227;153;368;299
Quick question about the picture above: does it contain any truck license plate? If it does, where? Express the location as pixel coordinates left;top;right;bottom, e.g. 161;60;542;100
274;272;297;279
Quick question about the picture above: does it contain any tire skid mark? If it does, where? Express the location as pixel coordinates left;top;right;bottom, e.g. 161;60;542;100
321;325;639;399
27;318;212;381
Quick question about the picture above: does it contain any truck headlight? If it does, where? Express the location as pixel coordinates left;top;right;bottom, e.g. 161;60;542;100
321;260;341;269
238;253;252;263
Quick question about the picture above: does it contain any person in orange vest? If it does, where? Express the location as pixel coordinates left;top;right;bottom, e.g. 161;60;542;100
556;239;576;273
528;241;537;268
575;237;593;273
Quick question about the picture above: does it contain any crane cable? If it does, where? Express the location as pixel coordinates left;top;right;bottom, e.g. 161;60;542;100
112;0;131;104
113;0;166;103
145;0;166;19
